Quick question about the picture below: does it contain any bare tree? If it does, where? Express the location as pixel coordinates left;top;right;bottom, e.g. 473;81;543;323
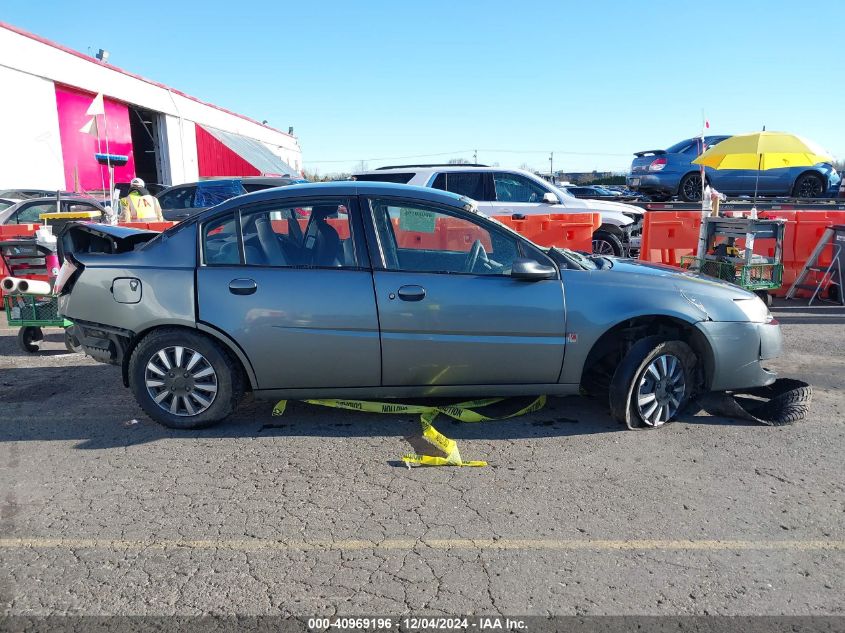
353;160;369;173
518;162;536;172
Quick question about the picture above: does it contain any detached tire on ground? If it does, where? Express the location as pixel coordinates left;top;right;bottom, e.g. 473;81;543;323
592;230;624;256
129;328;243;429
609;337;697;429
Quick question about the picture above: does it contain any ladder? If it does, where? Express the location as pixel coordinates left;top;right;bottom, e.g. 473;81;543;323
786;227;844;305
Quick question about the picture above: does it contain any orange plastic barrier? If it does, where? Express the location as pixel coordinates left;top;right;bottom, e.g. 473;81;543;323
119;221;179;231
0;224;39;239
492;213;600;252
639;209;845;297
638;211;702;266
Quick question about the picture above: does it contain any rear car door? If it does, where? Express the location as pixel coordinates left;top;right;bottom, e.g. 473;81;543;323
195;196;380;390
364;195;566;387
430;171;497;213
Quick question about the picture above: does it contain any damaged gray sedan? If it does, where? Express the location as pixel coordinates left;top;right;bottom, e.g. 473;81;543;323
56;182;782;430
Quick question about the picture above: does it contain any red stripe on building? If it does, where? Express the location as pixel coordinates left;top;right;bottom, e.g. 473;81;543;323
195;124;260;178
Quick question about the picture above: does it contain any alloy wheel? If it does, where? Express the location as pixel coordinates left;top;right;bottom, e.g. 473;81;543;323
592;239;617;255
682;175;702;201
636;354;686;427
797;177;822;198
145;346;218;416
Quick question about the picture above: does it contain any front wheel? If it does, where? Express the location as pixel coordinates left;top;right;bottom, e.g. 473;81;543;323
592;230;624;256
128;329;243;429
792;173;825;199
609;337;696;429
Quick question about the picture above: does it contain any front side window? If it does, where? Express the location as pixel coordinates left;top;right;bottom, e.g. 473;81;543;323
492;173;548;203
369;198;519;275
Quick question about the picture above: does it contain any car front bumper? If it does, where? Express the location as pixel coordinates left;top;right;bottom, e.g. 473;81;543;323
696;320;782;392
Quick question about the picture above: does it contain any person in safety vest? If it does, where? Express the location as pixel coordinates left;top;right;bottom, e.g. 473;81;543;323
119;177;164;222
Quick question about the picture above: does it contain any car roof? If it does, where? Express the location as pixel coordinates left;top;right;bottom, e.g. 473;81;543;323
7;196;104;209
194;181;473;220
354;165;531;175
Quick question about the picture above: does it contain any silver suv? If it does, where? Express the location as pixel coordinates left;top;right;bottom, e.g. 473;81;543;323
353;165;643;256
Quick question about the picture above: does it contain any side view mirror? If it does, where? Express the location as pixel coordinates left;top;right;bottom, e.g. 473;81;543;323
511;258;557;281
542;192;559;204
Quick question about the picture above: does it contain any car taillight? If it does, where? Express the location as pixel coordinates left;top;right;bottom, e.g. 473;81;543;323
53;257;80;295
648;158;667;171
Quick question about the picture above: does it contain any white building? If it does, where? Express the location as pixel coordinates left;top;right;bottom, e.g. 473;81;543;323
0;22;302;193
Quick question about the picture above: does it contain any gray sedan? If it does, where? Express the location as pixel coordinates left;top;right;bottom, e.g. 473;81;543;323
56;182;782;430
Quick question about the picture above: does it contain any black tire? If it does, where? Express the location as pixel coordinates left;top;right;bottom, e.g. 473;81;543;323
792;172;825;199
609;337;697;429
17;326;43;353
592;230;624;256
64;326;83;353
128;328;243;429
678;173;703;202
827;282;841;303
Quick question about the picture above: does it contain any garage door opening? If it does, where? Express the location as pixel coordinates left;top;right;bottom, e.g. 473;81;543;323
128;106;164;189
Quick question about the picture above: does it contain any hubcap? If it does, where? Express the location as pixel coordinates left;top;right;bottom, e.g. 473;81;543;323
145;346;218;417
636;354;686;427
592;239;616;255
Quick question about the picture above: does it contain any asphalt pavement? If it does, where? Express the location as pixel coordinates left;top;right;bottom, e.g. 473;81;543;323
0;300;843;618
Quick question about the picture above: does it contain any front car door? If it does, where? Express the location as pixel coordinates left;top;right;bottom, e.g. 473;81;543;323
364;195;567;387
195;196;381;390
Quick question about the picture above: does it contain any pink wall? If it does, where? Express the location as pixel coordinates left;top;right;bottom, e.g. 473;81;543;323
54;84;135;191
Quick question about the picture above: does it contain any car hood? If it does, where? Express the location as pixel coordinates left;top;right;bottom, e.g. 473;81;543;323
595;258;755;302
555;190;643;216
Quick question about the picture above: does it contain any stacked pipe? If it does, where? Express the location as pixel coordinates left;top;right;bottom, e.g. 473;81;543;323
1;276;52;295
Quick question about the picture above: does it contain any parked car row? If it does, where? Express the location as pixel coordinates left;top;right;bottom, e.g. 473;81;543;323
627;135;840;202
352;165;644;256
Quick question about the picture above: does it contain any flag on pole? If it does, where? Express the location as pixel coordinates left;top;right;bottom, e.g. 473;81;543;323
704;119;710;129
85;93;105;116
79;117;99;136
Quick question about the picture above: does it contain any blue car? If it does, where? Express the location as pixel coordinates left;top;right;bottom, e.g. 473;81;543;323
627;136;840;202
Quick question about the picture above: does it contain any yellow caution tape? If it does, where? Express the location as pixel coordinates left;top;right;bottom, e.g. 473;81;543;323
272;395;546;468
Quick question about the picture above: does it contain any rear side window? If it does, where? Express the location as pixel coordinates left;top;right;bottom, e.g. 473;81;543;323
431;172;489;200
203;213;240;265
158;187;196;210
354;173;415;184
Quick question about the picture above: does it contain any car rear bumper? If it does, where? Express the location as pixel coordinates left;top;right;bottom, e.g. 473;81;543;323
696;320;782;392
626;173;682;196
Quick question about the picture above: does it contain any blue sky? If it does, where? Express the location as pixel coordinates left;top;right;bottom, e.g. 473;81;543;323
5;0;842;174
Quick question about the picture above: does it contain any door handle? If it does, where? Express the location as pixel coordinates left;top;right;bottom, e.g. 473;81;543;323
397;285;426;301
228;278;257;295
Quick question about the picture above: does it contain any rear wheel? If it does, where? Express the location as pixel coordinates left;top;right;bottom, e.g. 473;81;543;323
792;173;825;199
678;173;703;202
129;329;243;429
609;337;696;428
592;230;624;256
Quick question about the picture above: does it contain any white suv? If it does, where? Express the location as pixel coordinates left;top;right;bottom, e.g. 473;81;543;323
352;165;643;255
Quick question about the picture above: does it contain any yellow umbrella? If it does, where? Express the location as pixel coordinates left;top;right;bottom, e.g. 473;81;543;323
692;131;833;171
692;131;834;203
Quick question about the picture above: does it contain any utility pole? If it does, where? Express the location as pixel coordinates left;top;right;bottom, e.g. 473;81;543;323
473;149;477;164
549;152;554;179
